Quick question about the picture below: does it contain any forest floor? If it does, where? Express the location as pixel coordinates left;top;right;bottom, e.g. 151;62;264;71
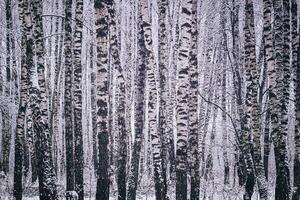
0;177;276;200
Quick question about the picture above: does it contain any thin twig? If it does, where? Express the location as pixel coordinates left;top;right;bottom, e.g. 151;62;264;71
197;89;241;145
43;32;64;40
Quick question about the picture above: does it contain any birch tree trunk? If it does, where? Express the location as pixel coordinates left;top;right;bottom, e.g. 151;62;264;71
220;0;229;185
273;0;291;199
127;0;147;199
73;0;84;199
14;0;32;198
176;1;193;199
230;0;247;186
158;0;169;196
292;0;300;199
108;1;127;199
125;0;134;180
95;0;112;199
31;0;58;198
140;0;166;199
64;0;75;195
50;0;64;179
262;0;274;185
242;0;257;199
90;42;98;175
26;101;38;183
189;0;200;199
244;0;268;198
2;0;14;175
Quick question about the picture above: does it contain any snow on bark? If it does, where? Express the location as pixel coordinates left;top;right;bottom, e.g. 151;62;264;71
14;0;32;198
126;0;147;199
272;0;291;199
31;0;58;198
244;0;268;198
108;1;127;199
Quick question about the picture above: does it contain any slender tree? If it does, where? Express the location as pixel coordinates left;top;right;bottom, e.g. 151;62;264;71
220;0;229;185
127;0;147;199
50;0;64;179
108;0;127;199
95;0;112;199
244;0;268;198
230;0;247;186
262;0;274;184
189;0;200;199
64;0;75;196
2;0;13;175
139;0;166;199
158;0;169;196
14;0;33;198
292;0;300;199
73;0;84;199
175;0;193;199
242;0;258;199
124;0;134;180
30;0;58;198
91;40;98;175
273;0;291;198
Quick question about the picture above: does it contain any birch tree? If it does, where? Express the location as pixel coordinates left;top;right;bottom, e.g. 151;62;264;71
73;0;84;199
262;0;274;185
273;0;291;198
188;0;200;199
2;0;14;175
241;0;257;198
158;0;169;196
220;0;229;185
108;0;127;199
64;0;75;196
13;0;32;198
175;0;192;199
244;0;268;198
95;0;112;199
4;0;300;199
127;0;147;198
292;0;300;199
31;0;58;198
139;0;166;199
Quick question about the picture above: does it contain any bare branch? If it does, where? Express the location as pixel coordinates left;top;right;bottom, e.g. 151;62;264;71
197;89;241;145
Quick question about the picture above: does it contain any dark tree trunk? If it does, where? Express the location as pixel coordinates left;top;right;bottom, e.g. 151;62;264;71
64;0;75;194
95;0;112;199
2;0;13;175
73;0;84;199
157;0;169;197
263;104;270;181
14;0;33;199
292;0;300;199
189;0;200;199
243;0;262;199
90;42;98;175
273;0;291;199
263;0;274;188
31;0;58;198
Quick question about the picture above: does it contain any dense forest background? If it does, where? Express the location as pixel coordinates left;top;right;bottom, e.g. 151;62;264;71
0;0;299;199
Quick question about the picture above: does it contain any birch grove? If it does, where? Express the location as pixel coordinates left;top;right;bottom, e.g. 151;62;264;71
0;0;300;199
